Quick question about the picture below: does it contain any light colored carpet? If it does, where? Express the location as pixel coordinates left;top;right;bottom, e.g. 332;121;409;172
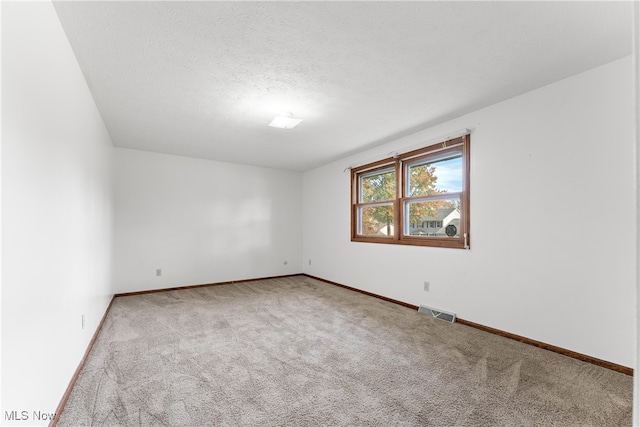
57;276;632;426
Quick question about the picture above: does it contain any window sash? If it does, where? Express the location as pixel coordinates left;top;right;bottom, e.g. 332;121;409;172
358;166;396;204
356;202;396;237
404;150;463;197
402;196;461;238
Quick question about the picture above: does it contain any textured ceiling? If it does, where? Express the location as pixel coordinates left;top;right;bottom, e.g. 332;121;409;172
53;1;632;171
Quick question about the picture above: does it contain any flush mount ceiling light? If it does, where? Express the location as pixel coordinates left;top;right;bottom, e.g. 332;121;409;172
268;112;303;129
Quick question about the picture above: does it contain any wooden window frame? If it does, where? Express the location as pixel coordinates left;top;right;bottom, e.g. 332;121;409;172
351;135;470;249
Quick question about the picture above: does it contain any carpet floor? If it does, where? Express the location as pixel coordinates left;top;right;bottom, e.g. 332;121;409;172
57;276;633;426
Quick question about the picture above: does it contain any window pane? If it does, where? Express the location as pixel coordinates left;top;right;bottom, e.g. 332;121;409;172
405;198;460;237
360;169;396;202
358;204;394;236
407;154;462;197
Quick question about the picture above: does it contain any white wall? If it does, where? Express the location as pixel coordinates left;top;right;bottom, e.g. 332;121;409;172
632;3;640;423
303;56;636;368
114;148;303;293
1;2;114;425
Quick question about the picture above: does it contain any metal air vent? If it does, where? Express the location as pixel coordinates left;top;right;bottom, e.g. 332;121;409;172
418;305;456;323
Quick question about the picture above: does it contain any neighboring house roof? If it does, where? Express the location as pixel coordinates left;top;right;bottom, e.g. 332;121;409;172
416;208;457;222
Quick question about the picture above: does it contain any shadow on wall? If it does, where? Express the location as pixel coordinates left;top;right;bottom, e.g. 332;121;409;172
207;197;272;256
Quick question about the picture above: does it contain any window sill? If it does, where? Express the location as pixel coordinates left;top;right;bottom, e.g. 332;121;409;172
351;236;469;249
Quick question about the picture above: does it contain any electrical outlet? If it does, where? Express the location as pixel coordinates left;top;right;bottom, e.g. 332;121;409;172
424;281;430;292
156;269;162;277
81;314;85;330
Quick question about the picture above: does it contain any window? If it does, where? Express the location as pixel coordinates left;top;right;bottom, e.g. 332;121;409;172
351;135;470;249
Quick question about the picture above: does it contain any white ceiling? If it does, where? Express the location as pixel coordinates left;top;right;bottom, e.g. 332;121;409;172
53;1;632;171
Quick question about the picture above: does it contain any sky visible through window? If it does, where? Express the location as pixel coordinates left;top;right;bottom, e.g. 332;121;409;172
432;157;462;193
